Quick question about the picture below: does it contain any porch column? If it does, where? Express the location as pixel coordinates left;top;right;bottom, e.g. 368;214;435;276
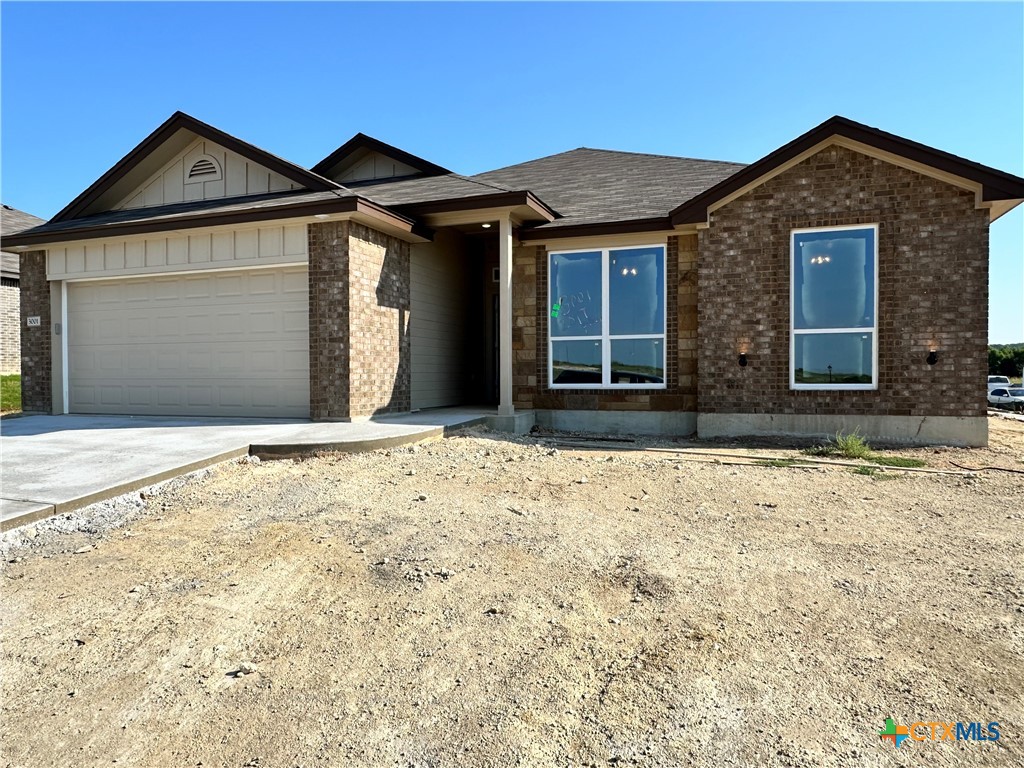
498;215;514;416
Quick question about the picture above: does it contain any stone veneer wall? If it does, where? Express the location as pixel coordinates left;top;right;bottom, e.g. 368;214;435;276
698;144;989;418
1;276;20;374
308;221;410;421
511;234;698;413
18;251;50;412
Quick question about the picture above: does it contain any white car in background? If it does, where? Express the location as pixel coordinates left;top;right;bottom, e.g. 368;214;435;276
987;387;1024;412
988;375;1011;392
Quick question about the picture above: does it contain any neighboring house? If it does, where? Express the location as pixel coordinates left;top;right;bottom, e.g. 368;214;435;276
1;204;47;374
3;112;1023;446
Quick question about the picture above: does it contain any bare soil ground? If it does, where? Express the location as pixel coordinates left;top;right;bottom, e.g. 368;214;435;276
2;418;1023;768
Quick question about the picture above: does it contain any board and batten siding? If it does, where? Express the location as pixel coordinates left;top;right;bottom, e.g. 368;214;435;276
336;151;420;183
46;224;308;280
114;138;302;211
410;233;471;409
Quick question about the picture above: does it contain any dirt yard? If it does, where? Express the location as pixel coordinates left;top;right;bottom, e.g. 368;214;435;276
2;418;1022;768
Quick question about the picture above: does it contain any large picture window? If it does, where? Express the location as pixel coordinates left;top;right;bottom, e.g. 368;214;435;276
549;245;666;389
791;225;878;389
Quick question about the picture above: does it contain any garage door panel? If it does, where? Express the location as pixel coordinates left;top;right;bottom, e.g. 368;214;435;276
282;271;306;294
68;267;309;417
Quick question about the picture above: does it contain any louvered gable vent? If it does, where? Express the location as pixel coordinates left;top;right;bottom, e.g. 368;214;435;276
185;154;223;184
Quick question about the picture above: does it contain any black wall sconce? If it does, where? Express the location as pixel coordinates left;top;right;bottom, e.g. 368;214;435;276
738;352;748;367
926;349;939;366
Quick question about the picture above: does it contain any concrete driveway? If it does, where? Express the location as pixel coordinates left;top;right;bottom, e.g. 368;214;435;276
0;415;306;527
0;409;490;529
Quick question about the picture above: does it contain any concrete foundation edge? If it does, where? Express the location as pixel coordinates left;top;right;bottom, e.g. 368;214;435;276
697;413;987;447
534;410;697;436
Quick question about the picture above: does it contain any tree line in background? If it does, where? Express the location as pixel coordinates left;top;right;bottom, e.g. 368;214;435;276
989;344;1024;377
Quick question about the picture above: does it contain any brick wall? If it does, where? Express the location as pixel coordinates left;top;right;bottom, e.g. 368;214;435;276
308;221;410;420
348;222;410;418
511;235;698;413
308;221;351;420
698;145;989;418
1;276;20;374
18;251;50;412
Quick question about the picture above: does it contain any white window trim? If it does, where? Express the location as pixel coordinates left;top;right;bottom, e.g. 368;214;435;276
548;244;667;390
790;223;879;391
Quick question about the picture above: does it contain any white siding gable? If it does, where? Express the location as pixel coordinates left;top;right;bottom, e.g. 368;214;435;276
336;150;420;183
114;138;303;210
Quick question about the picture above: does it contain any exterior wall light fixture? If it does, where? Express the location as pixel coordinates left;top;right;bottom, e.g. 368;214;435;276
738;353;748;367
927;349;938;366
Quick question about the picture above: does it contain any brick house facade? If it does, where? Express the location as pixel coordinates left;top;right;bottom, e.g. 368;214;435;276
1;206;47;376
3;113;1021;445
1;275;19;374
697;146;989;428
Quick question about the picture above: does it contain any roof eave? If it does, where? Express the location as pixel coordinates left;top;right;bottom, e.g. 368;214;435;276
518;216;674;241
1;196;433;249
396;190;560;224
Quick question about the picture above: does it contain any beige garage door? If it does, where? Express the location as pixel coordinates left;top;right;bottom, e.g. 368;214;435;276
68;267;309;417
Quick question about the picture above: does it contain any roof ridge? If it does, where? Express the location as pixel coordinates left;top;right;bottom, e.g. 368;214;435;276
576;146;747;166
474;146;747;177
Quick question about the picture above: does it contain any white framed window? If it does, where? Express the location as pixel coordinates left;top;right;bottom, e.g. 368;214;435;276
548;244;666;389
790;224;878;390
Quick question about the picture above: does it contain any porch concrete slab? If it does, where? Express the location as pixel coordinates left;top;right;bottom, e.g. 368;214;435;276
250;407;492;456
0;409;493;530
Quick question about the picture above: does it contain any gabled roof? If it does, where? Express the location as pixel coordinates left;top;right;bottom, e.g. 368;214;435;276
670;115;1024;225
1;204;47;277
50;111;343;223
474;148;745;235
312;133;451;180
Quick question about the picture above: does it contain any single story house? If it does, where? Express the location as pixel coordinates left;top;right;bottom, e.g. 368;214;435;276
3;113;1022;445
1;205;47;374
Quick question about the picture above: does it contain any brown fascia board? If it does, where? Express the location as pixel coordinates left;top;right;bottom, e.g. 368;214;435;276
1;196;432;249
518;216;673;241
50;112;344;224
312;133;452;178
396;190;559;221
670;115;1024;225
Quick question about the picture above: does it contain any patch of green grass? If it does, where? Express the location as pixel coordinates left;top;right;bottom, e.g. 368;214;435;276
803;431;929;468
852;465;879;476
869;455;927;468
0;374;21;413
803;430;872;459
833;430;873;459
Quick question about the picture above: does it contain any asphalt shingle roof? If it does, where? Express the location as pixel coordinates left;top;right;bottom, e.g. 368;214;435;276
3;146;752;247
345;173;516;207
1;204;47;276
472;148;747;229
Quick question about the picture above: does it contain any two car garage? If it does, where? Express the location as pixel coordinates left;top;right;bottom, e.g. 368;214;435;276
66;267;310;418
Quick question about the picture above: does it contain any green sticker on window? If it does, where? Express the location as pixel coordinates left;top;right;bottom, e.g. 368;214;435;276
550;303;561;319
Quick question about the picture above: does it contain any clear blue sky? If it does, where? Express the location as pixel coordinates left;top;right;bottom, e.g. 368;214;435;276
2;1;1021;342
